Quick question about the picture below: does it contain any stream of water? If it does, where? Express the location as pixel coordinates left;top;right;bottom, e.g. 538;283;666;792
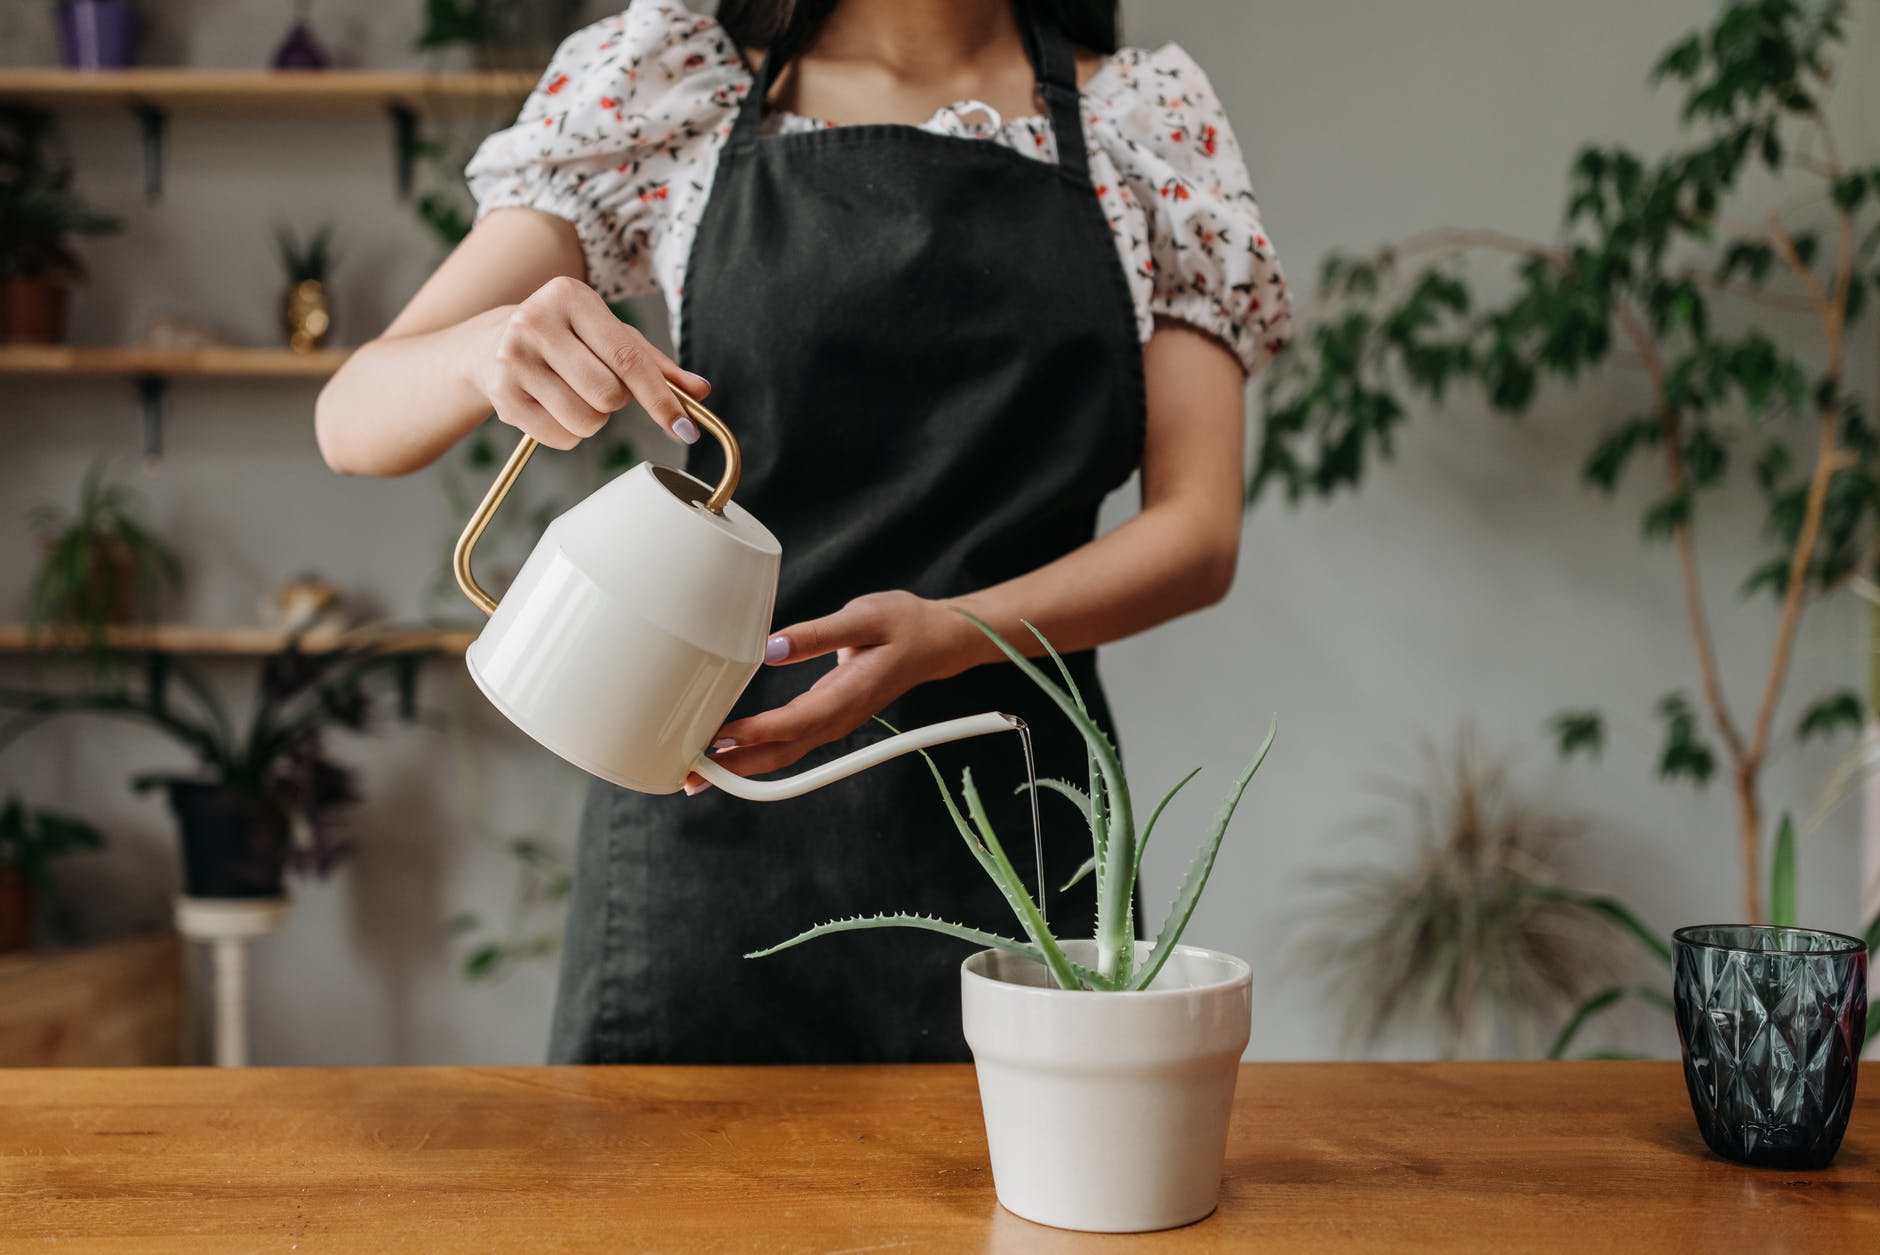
1015;718;1045;928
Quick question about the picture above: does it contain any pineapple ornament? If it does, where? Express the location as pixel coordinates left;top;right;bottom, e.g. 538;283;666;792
276;223;334;353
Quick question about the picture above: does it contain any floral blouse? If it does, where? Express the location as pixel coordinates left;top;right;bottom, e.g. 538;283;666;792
466;1;1291;375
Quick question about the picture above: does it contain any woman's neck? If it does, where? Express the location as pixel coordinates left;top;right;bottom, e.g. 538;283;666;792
811;0;1021;82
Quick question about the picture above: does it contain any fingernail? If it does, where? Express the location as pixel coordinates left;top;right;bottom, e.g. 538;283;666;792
684;780;707;796
682;370;710;394
764;635;790;663
672;416;699;444
711;737;736;750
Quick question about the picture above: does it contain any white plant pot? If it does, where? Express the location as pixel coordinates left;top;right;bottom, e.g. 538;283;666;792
960;940;1252;1233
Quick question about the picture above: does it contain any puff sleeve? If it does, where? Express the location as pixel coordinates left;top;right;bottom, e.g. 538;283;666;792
1085;45;1292;376
463;1;748;303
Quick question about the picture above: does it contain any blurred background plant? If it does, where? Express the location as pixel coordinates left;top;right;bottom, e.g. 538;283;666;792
438;677;572;980
28;459;181;656
0;110;119;343
1249;0;1880;926
0;630;434;895
0;793;103;951
1295;733;1641;1057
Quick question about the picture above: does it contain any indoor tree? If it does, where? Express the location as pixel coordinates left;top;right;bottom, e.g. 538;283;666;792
1251;0;1878;923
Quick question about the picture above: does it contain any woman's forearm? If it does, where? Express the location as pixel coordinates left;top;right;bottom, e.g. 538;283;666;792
941;498;1240;675
315;306;509;477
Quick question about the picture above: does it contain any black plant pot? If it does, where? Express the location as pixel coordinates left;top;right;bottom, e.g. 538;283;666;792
163;782;290;899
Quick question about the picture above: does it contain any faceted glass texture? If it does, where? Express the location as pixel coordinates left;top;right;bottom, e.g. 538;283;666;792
1673;925;1868;1169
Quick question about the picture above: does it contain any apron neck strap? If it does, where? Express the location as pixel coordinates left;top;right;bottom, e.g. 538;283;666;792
729;3;1091;179
1017;3;1090;179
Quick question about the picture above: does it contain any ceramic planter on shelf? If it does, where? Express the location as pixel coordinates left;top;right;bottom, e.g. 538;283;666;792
961;939;1253;1233
0;277;70;344
162;782;291;900
56;0;141;70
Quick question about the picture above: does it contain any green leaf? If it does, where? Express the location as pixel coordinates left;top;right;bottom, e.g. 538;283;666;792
1549;984;1676;1059
1642;492;1691;541
1550;710;1605;761
1768;814;1796;929
1832;174;1869;212
1738;558;1789;600
1655;692;1716;787
964;613;1136;985
746;913;1047;966
960;767;1086;990
464;945;504;980
1131;717;1276;991
1796;690;1863;743
1524;884;1672;965
1135;766;1202;886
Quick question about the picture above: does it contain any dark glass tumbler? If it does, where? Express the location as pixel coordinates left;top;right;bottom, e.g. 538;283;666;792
1672;925;1868;1169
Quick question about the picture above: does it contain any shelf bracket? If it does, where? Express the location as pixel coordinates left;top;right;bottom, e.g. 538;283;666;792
136;373;165;466
397;656;420;721
388;103;418;200
130;101;166;202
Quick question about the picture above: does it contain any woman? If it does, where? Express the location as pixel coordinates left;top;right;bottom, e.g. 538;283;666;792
316;0;1289;1064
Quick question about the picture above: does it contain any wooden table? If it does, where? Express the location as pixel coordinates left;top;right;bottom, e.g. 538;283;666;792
1;1062;1874;1252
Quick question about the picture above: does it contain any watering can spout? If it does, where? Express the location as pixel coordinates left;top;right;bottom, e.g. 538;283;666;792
690;712;1023;802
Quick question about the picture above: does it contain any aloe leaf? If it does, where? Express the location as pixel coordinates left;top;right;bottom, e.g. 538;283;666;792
1016;618;1115;949
1016;777;1093;833
960;611;1135;984
1131;717;1276;991
746;913;1046;962
961;767;1085;990
1769;813;1796;929
1548;984;1676;1059
1134;765;1202;885
1059;854;1096;892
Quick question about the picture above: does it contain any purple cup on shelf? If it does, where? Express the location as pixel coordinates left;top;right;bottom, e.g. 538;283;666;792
57;0;142;71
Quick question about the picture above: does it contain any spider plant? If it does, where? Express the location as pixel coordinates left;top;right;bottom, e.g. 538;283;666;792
750;615;1277;991
28;458;181;654
1294;736;1620;1056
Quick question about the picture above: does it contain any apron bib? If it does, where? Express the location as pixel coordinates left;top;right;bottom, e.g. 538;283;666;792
549;6;1144;1064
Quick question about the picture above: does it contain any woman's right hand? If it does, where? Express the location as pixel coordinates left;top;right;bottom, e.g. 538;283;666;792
472;274;711;450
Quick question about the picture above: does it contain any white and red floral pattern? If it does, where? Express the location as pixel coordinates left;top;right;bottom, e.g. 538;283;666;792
466;1;1291;375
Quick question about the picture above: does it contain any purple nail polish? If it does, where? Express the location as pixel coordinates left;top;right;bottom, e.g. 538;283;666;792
673;416;699;444
711;737;736;750
764;635;790;663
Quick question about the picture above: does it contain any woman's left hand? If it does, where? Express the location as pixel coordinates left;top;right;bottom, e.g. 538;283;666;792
688;591;974;791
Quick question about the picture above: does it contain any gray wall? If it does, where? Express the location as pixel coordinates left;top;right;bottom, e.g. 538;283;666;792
1;1;1874;1063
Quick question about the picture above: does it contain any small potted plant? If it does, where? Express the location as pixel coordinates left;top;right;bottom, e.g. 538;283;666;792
28;459;181;653
276;223;335;353
56;0;142;70
0;794;103;952
0;115;120;344
752;616;1275;1233
1;631;429;898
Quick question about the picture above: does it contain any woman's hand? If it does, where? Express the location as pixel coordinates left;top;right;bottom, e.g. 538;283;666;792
471;275;711;450
689;591;977;791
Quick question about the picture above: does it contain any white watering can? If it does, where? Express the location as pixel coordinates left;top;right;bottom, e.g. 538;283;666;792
452;384;1018;801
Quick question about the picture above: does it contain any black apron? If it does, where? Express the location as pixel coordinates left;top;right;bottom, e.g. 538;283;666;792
548;6;1144;1064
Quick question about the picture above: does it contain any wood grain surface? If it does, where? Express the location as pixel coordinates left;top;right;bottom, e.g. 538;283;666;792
0;1062;1873;1252
0;935;181;1067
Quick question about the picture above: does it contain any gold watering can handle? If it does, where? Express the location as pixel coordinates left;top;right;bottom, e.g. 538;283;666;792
453;382;741;617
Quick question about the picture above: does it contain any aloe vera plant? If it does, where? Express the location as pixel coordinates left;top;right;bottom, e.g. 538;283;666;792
749;615;1276;991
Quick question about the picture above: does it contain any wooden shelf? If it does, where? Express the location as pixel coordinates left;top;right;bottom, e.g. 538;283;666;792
0;346;350;379
0;624;474;658
0;68;536;114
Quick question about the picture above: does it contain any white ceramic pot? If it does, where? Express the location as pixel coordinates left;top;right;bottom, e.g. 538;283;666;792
960;940;1252;1233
